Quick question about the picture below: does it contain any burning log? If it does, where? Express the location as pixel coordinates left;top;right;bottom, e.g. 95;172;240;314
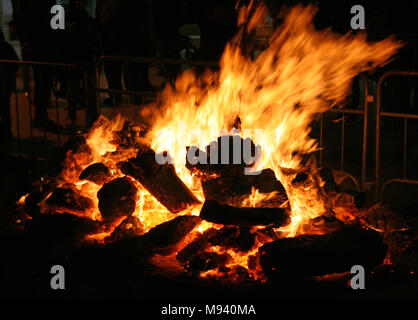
119;150;201;213
200;200;290;227
202;169;288;207
259;226;388;279
79;163;112;185
186;135;259;177
140;215;202;255
44;186;94;217
97;177;138;224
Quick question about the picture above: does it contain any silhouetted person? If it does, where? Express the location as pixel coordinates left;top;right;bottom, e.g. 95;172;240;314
0;29;19;150
12;0;61;131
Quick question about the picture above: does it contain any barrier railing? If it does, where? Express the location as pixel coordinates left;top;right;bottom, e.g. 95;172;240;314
0;59;90;159
317;74;373;191
376;71;418;201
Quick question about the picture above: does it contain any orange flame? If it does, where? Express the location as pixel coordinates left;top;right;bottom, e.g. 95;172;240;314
43;3;401;279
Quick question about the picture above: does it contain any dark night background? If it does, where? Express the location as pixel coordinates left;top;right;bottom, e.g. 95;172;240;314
0;0;417;309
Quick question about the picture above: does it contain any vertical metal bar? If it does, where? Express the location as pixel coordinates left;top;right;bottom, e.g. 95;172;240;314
361;76;369;191
340;112;345;171
403;117;407;179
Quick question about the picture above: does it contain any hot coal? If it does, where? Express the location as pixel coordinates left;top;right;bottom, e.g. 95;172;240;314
186;252;232;274
107;215;145;242
97;177;138;224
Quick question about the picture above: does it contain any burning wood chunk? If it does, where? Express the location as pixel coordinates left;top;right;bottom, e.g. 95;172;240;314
186;135;259;177
79;163;112;185
44;186;94;217
119;150;201;213
259;226;388;279
107;215;145;242
25;212;100;244
140;216;202;255
200;200;290;227
202;169;288;207
97;177;138;224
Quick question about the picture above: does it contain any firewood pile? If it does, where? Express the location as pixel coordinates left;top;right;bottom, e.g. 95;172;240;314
8;117;418;285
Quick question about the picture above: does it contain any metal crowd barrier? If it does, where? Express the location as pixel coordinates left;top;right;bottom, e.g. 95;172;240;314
0;59;90;159
375;71;418;201
317;74;372;191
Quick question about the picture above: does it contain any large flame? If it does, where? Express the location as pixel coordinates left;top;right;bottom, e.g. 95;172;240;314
141;3;401;235
52;3;401;280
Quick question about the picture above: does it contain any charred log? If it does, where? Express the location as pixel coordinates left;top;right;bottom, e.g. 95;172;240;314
97;177;138;224
259;226;388;279
140;216;202;255
79;163;112;185
44;186;94;217
200;200;290;227
202;169;288;207
119;150;201;213
186;135;260;177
